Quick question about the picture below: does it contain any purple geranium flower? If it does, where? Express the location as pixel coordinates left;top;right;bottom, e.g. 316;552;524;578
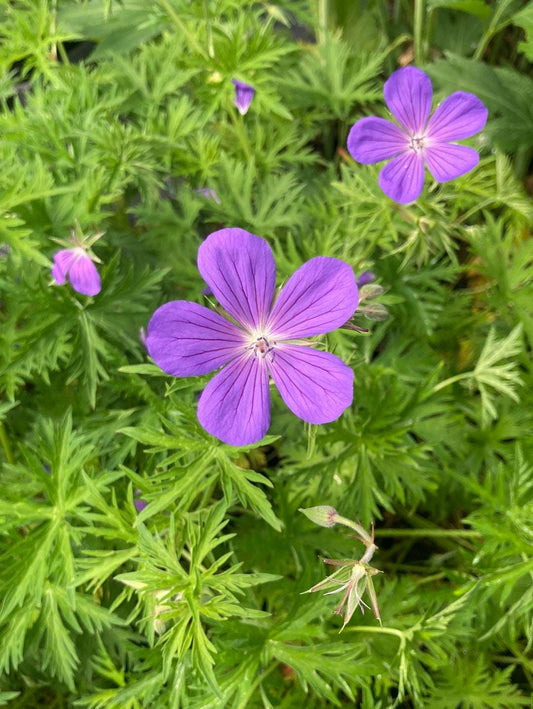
52;247;101;296
146;228;358;446
231;79;255;115
347;66;488;204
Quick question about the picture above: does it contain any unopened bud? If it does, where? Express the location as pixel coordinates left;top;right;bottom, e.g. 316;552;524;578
299;505;338;528
360;303;389;322
359;283;384;302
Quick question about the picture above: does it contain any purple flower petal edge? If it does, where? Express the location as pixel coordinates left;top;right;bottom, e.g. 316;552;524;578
267;257;358;339
383;66;433;135
197;228;276;331
146;300;245;377
197;354;270;446
347;117;407;165
269;345;354;424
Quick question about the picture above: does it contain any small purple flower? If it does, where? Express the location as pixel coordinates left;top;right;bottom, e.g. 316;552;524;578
356;271;376;288
196;187;221;204
347;66;488;204
51;247;101;296
231;79;255;116
146;228;358;447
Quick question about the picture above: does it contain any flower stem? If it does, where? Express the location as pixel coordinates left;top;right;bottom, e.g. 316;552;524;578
0;422;13;464
375;528;479;538
317;0;329;45
432;371;470;393
413;0;425;65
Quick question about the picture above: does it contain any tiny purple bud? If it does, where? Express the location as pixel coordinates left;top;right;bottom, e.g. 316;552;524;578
196;187;221;204
134;489;147;512
356;271;376;288
299;505;339;528
231;79;255;116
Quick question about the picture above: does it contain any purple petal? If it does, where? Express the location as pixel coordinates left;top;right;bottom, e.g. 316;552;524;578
347;117;408;164
68;253;101;296
269;345;354;424
424;143;480;182
426;92;488;142
51;249;77;285
232;79;255;115
267;257;358;339
197;228;276;330
197;355;270;446
378;151;425;204
384;67;433;135
146;301;246;377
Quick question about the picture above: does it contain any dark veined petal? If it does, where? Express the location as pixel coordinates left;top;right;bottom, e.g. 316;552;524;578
146;301;246;377
424;143;480;183
269;345;354;424
197;354;270;446
198;228;276;330
426;92;488;142
267;257;358;339
68;253;101;296
51;249;77;285
378;150;425;204
347;117;408;164
384;67;433;135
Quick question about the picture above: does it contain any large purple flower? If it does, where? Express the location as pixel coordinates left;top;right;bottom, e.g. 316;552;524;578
146;228;358;447
51;247;101;296
347;66;488;204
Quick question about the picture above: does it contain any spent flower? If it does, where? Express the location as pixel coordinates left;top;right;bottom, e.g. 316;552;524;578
301;508;382;628
146;228;358;446
347;66;488;203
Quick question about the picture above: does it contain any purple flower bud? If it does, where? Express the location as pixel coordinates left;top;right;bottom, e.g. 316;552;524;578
196;187;221;204
51;248;101;296
134;489;147;512
356;271;376;288
299;505;339;528
231;79;255;116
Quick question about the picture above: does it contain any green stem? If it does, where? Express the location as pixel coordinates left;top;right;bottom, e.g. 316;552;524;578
375;528;479;538
236;662;277;709
317;0;329;45
346;625;405;642
473;0;512;61
229;110;252;161
413;0;425;65
334;514;373;544
432;371;470;393
0;422;13;464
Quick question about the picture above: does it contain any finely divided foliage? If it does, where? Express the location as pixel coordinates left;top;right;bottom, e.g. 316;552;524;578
0;1;532;708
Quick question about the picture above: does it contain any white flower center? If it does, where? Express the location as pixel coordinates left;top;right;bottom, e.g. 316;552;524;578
247;332;277;362
409;135;426;152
